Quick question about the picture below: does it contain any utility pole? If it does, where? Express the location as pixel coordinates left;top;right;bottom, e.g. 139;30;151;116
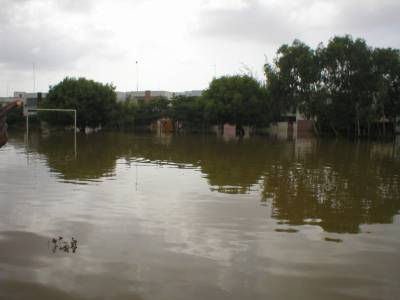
32;63;36;93
214;64;216;78
136;61;139;92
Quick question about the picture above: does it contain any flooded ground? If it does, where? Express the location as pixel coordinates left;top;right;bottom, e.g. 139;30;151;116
0;131;399;300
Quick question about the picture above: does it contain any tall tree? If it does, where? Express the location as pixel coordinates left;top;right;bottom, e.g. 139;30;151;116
372;48;400;135
133;97;170;126
265;35;400;137
42;77;117;130
278;40;320;118
202;75;270;130
170;95;205;131
318;36;375;136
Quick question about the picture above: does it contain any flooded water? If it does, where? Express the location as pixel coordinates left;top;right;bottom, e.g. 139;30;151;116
1;131;400;300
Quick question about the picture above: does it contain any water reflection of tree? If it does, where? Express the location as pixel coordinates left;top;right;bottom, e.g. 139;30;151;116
127;136;271;193
29;133;270;190
20;132;400;233
196;138;271;194
34;133;122;181
262;140;400;233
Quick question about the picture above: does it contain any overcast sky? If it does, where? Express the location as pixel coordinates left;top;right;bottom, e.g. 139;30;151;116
0;0;399;95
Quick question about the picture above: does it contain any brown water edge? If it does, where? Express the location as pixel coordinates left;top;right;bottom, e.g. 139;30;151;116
0;131;399;300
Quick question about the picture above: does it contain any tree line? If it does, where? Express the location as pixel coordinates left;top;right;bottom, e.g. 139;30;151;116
8;35;399;137
37;75;270;133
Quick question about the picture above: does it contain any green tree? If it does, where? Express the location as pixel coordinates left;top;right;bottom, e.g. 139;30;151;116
41;77;117;130
265;40;321;131
372;48;400;135
202;75;270;130
170;95;205;131
134;97;170;126
264;63;289;122
318;36;375;136
108;99;137;129
265;35;400;137
278;41;319;116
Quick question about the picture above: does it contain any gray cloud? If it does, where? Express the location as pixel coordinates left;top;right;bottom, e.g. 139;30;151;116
0;0;117;71
195;0;298;44
194;0;400;48
0;0;94;17
0;0;399;94
0;25;105;71
332;0;400;46
55;0;95;14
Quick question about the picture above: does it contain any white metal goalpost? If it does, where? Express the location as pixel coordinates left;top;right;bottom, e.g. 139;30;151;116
26;108;77;155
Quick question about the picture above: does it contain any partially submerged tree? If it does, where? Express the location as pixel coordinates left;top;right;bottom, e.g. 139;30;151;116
170;95;205;131
265;40;321;132
133;97;170;126
318;36;375;136
41;77;117;130
202;75;270;132
265;35;400;137
372;47;400;135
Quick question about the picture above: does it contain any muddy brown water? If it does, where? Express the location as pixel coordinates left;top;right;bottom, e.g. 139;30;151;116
0;131;399;300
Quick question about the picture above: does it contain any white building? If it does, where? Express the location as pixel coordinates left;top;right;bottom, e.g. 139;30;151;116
116;90;203;103
174;90;203;97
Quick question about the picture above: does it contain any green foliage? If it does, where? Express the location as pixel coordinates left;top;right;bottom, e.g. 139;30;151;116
133;97;170;126
170;95;205;130
319;36;375;135
265;35;400;137
108;100;137;129
372;48;400;126
202;75;270;127
106;97;172;129
278;40;319;117
41;77;117;129
4;105;25;126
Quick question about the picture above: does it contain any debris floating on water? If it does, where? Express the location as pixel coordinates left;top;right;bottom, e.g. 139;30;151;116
324;237;343;243
50;236;78;253
275;228;299;233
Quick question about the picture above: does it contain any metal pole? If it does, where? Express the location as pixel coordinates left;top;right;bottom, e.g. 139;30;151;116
33;63;36;93
74;110;77;132
25;108;77;153
26;113;29;140
74;110;77;157
136;61;139;92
